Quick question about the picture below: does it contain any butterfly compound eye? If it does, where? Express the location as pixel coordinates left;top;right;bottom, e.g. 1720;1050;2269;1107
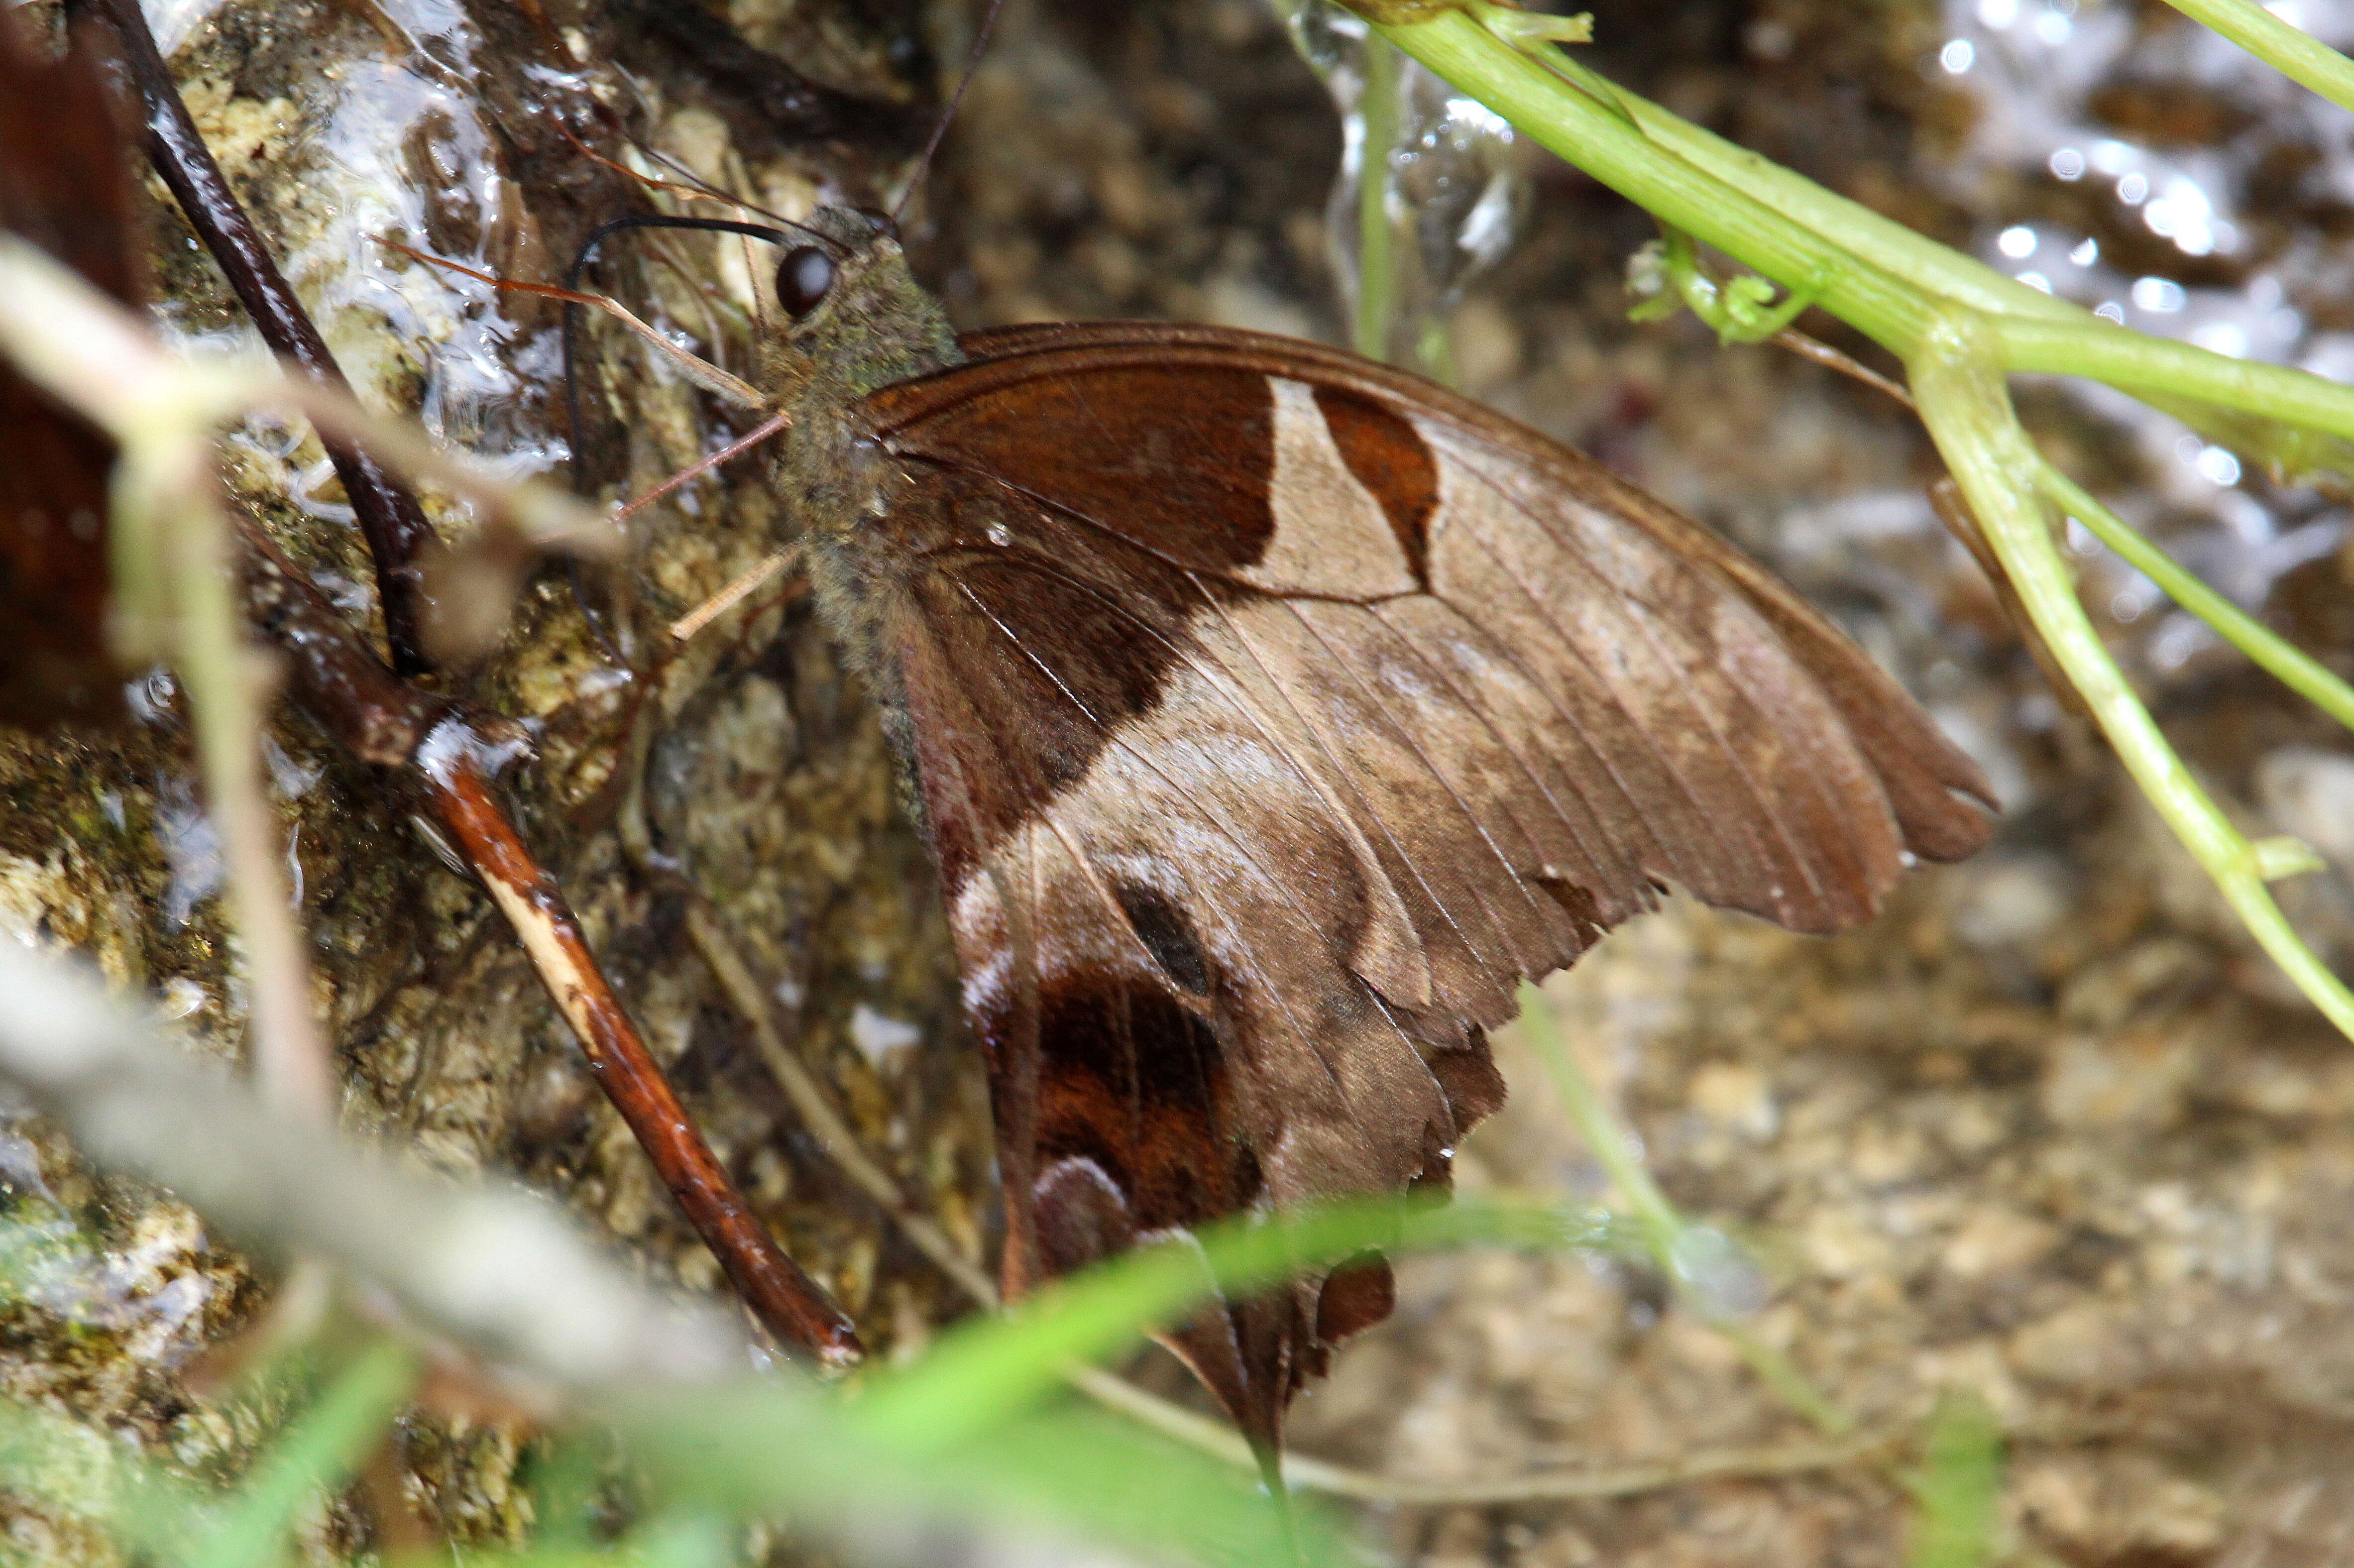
776;246;836;319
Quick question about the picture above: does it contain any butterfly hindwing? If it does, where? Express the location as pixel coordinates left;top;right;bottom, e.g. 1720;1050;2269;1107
845;324;1996;1448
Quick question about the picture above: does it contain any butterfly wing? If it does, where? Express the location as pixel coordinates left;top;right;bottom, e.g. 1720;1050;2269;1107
847;324;1995;1447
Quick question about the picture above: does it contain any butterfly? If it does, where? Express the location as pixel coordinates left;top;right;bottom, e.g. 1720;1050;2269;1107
571;202;1997;1456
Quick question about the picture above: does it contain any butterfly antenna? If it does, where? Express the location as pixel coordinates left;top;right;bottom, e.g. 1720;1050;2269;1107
554;215;797;662
890;0;1007;228
553;116;746;214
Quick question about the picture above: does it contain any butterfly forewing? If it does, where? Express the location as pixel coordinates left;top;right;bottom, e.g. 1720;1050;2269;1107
848;322;1995;1450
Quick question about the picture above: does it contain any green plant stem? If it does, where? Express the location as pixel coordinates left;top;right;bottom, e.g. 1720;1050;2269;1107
2160;0;2354;114
1514;985;1854;1437
1369;9;2354;443
194;1340;418;1568
1999;316;2354;441
1344;1;2354;1039
1354;35;1401;360
2034;463;2354;732
1909;313;2354;1039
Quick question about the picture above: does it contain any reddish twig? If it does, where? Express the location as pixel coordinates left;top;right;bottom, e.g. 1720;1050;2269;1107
237;527;863;1366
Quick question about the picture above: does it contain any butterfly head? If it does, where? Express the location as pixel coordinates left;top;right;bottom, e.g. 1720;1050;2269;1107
758;206;960;413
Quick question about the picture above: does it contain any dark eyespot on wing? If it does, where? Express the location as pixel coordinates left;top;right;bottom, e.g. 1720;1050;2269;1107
1112;879;1215;997
1031;965;1254;1250
1312;385;1436;586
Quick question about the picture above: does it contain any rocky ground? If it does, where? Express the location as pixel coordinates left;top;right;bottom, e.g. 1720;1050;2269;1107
6;0;2354;1563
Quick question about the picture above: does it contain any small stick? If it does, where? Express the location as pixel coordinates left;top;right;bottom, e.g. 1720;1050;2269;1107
669;544;804;644
1769;327;1915;409
1927;476;2095;718
73;0;438;675
421;727;862;1369
236;527;860;1365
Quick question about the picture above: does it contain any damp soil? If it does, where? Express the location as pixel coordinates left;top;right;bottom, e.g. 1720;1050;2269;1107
3;0;2354;1563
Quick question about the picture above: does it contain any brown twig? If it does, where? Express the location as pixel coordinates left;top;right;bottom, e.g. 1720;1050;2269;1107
71;0;438;675
1769;327;1916;410
237;524;862;1367
424;732;861;1367
49;0;862;1366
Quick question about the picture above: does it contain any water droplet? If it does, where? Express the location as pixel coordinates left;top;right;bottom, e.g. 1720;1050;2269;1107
2194;445;2243;485
1669;1226;1769;1321
2191;321;2248;358
2089;140;2136;177
1940;38;1977;73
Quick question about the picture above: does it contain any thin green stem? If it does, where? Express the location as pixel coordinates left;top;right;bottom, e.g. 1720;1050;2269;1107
1910;312;2354;1039
1373;11;2039;350
2000;316;2354;445
2160;0;2354;115
1369;11;2354;450
1515;984;1855;1437
194;1340;418;1568
1514;984;1679;1247
2035;462;2354;732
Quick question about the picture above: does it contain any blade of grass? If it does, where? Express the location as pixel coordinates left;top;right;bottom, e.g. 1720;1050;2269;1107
1905;1391;2005;1568
848;1192;1615;1453
192;1337;419;1568
607;1388;1348;1568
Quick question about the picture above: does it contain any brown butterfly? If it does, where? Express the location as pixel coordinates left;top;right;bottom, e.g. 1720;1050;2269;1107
579;202;1995;1456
